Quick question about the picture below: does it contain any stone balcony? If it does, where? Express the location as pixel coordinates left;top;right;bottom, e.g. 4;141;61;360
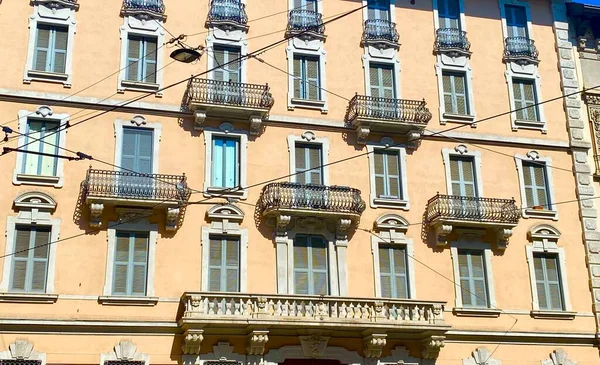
206;0;248;32
345;95;432;145
361;19;400;50
286;9;325;41
434;28;471;57
121;0;165;20
180;292;449;358
185;78;274;135
503;36;539;65
81;168;191;230
425;193;520;249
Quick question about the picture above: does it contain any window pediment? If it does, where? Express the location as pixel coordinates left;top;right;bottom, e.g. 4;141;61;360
206;204;244;223
14;192;57;212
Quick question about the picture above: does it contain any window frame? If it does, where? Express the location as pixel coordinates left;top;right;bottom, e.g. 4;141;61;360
293;234;330;295
10;225;52;293
293;54;322;101
111;231;150;297
505;73;546;132
498;0;534;43
125;35;159;84
14;107;68;188
514;152;558;220
203;123;248;199
442;145;484;197
118;16;165;95
211;136;240;189
433;0;465;30
114;118;162;175
24;2;77;87
286;46;328;112
525;224;573;318
435;64;476;125
366;139;410;209
287;131;330;185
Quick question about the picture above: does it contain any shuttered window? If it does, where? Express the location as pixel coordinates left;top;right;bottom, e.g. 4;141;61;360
212;136;240;188
295;143;322;184
369;63;396;99
442;72;469;115
213;46;241;82
10;226;51;293
294;235;328;295
120;127;154;196
379;245;409;298
367;0;390;20
522;161;551;209
373;149;401;199
512;79;539;121
113;231;149;296
126;35;158;83
208;235;240;292
458;250;489;308
21;119;60;176
533;253;564;311
34;24;68;74
449;156;477;197
293;55;321;100
437;0;460;29
293;0;317;11
505;5;528;38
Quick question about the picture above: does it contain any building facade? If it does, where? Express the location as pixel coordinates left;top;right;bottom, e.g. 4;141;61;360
0;0;598;365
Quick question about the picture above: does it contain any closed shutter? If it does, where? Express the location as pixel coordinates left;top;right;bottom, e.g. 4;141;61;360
305;57;320;100
295;144;322;184
211;137;239;188
52;27;68;74
208;237;223;291
31;229;50;292
513;80;538;121
293;57;302;98
214;46;241;83
373;150;401;199
458;250;488;308
11;227;51;293
213;47;225;82
443;72;468;115
370;64;396;108
127;37;142;81
225;238;240;292
294;235;328;295
506;5;528;38
10;228;31;291
143;38;158;83
113;232;131;295
522;162;549;209
121;128;154;194
534;254;564;311
438;0;460;29
367;0;389;20
374;151;386;197
34;25;51;71
131;234;148;295
207;236;240;292
449;157;477;197
113;232;148;296
379;245;408;298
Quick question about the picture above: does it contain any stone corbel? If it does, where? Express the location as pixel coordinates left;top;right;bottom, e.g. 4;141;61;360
89;203;104;227
182;329;204;355
165;207;180;231
363;334;387;358
247;330;269;356
249;115;262;136
434;223;453;246
194;110;207;130
421;335;445;359
276;214;291;237
495;228;513;250
406;130;422;150
336;218;352;241
356;126;371;145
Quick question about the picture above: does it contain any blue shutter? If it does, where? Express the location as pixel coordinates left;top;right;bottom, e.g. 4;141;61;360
52;27;68;74
368;0;389;20
505;5;527;38
143;38;158;83
121;128;153;174
211;137;239;188
34;25;51;71
438;0;460;29
127;36;142;81
224;138;238;188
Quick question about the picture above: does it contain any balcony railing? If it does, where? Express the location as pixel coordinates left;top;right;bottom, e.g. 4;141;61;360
122;0;165;14
287;10;325;35
435;28;471;53
83;168;191;203
181;292;447;328
207;0;248;27
258;182;366;217
362;19;399;45
186;78;274;110
426;194;520;225
504;37;539;62
346;95;432;125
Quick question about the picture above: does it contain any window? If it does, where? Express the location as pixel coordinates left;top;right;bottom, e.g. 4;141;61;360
457;250;488;308
437;0;460;29
34;24;68;74
369;63;396;99
120;127;154;194
522;161;550;209
21;119;60;177
449;156;477;197
10;226;51;293
213;45;241;83
373;149;401;199
367;0;390;20
378;245;408;298
533;253;564;311
212;136;240;188
505;5;528;38
294;143;323;184
293;55;321;100
112;231;149;296
294;235;328;295
208;235;240;292
515;152;557;219
126;36;158;84
293;0;317;12
512;79;538;121
442;72;469;115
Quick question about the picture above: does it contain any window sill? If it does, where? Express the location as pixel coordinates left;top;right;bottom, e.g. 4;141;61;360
530;310;576;320
441;113;476;127
371;197;410;210
523;208;558;220
14;173;62;187
119;80;162;96
204;186;247;200
513;119;546;133
289;98;327;113
453;307;502;317
98;295;158;306
25;70;70;87
0;292;58;304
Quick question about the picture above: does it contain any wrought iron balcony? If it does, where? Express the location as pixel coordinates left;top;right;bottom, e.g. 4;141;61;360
206;0;248;31
185;78;274;135
426;194;520;249
362;19;399;48
434;28;471;56
286;10;325;38
122;0;165;17
346;95;432;144
503;37;539;64
180;292;449;336
81;168;191;230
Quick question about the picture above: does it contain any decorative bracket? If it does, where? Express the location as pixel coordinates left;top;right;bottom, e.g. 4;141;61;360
89;203;104;228
194;110;207;130
363;334;387;358
406;130;422;150
495;228;513;250
249;115;262;136
356;126;370;145
434;223;453;246
421;335;445;359
275;214;291;237
165;207;180;231
182;329;204;355
247;330;269;356
336;218;352;241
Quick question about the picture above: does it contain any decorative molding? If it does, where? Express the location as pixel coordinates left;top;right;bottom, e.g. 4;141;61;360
89;203;104;228
0;339;46;364
182;329;204;355
363;334;386;358
463;347;501;365
541;349;577;365
421;335;445;359
247;330;269;356
299;333;330;357
101;341;149;365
